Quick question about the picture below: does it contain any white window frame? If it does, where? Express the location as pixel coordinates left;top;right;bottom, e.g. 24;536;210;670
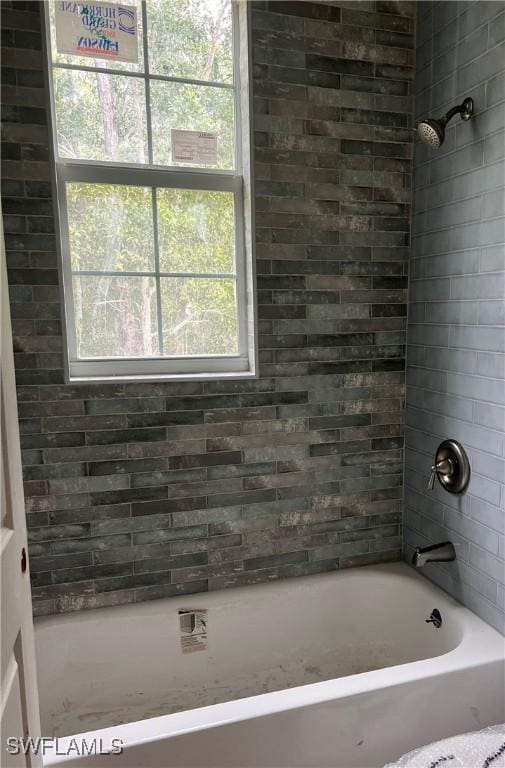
43;1;256;383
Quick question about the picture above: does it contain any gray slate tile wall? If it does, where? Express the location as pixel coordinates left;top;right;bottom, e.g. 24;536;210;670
405;0;505;634
1;0;415;616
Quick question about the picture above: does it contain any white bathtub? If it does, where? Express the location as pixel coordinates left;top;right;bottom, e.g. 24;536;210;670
36;562;504;768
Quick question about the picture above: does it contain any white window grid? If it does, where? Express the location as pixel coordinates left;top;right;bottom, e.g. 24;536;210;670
44;1;255;382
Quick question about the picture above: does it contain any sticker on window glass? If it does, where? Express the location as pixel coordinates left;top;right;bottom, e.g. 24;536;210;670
171;130;218;165
55;2;139;63
179;609;208;654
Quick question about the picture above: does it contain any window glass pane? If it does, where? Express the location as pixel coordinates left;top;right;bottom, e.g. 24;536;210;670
147;0;233;83
157;189;235;274
160;278;238;355
73;275;159;358
67;184;154;273
54;69;148;163
48;0;144;74
151;81;234;169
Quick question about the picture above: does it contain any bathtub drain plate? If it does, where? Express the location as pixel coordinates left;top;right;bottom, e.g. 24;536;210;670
426;609;442;628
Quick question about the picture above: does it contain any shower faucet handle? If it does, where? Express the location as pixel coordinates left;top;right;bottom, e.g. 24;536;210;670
428;461;444;490
428;458;454;490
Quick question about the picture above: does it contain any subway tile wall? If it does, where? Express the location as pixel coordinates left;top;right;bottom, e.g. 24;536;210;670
1;1;415;616
405;0;505;634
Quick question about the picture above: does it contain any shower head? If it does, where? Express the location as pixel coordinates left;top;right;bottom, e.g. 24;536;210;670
416;97;474;148
417;118;444;148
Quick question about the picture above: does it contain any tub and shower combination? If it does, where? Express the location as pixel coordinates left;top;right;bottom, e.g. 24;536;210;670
36;562;504;768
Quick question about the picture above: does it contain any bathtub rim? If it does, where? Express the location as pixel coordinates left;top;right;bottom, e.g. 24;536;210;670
35;560;465;633
38;562;505;765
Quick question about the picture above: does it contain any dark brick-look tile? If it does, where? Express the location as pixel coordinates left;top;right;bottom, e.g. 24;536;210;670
1;0;414;615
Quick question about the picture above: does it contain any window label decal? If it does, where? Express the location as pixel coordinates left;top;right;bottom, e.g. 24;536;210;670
55;2;139;63
171;130;218;165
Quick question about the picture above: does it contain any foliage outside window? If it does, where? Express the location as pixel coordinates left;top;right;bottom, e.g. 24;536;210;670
46;0;255;381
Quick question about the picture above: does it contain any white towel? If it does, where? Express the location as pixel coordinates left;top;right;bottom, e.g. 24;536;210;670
383;723;505;768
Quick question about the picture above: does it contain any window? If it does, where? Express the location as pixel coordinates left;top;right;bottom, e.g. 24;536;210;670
45;0;255;382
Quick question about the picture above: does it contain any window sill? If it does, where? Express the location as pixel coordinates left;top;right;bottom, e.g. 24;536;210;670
67;370;258;384
67;356;257;384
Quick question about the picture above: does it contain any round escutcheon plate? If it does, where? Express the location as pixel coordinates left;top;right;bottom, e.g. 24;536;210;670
435;439;471;494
